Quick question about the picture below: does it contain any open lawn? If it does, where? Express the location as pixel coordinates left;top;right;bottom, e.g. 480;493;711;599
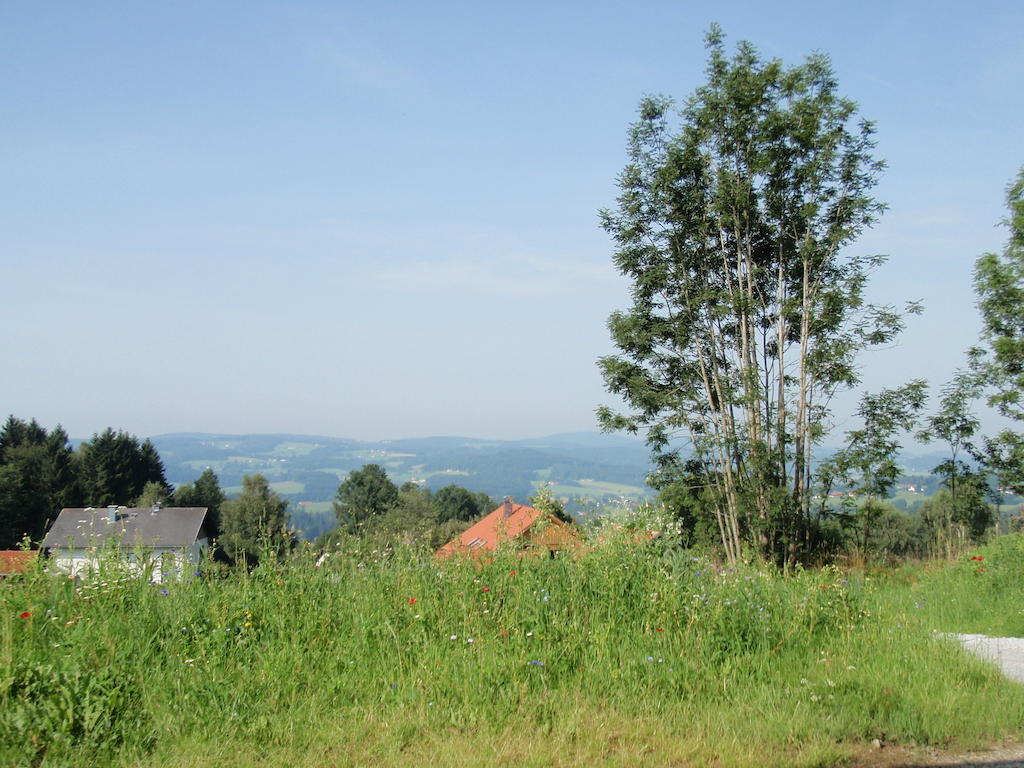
3;533;1024;767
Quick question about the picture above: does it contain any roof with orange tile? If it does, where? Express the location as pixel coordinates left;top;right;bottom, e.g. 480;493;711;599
0;550;38;575
436;500;574;558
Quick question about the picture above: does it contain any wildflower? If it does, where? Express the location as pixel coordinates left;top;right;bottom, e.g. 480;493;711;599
526;631;533;637
527;660;544;666
971;555;984;562
810;694;820;702
509;570;517;577
19;611;30;619
481;587;491;592
450;635;458;640
160;589;169;596
655;627;664;633
820;585;828;590
408;597;417;606
467;638;474;643
646;656;654;662
978;567;985;573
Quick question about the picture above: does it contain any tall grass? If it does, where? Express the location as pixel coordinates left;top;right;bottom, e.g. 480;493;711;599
3;531;1024;767
883;533;1024;637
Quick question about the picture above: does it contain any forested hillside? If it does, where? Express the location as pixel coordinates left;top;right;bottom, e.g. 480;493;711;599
149;431;654;506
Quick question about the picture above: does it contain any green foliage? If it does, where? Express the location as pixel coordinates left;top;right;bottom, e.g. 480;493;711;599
971;166;1024;495
219;474;293;566
890;534;1024;637
4;542;1024;766
597;27;912;565
919;486;993;556
432;484;487;523
332;464;399;532
0;661;151;765
527;486;573;524
133;481;169;508
172;468;226;538
76;429;170;507
972;166;1024;420
0;417;77;548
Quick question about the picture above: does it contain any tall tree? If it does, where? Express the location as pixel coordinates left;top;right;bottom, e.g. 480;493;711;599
332;464;398;532
219;474;292;565
823;381;928;556
0;417;77;547
597;26;912;564
76;428;170;506
915;371;992;550
971;166;1024;492
172;468;226;538
433;484;485;523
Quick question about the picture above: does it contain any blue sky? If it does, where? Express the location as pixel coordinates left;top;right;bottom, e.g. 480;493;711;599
2;1;1022;442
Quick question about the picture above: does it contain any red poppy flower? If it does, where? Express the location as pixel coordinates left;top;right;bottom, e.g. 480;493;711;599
820;585;828;590
509;571;517;577
19;611;30;619
971;556;984;562
408;597;417;606
655;627;664;632
481;587;491;592
978;567;985;573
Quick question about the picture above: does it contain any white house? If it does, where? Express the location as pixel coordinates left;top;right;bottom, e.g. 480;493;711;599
41;505;210;581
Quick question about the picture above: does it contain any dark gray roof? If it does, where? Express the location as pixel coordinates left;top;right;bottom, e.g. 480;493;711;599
41;507;209;550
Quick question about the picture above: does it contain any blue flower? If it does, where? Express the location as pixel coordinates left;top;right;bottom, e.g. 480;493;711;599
527;660;544;666
160;589;169;596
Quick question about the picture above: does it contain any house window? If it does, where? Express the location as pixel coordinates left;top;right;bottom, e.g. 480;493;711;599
467;537;486;549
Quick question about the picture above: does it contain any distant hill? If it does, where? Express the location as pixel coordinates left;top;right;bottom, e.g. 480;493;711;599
149;431;655;507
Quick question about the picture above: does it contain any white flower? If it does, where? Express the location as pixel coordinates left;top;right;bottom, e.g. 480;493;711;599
450;635;458;640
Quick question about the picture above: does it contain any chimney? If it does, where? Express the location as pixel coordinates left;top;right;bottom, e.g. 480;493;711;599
107;505;118;523
503;496;514;518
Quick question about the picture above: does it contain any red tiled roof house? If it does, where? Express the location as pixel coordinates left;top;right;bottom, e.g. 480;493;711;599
435;498;581;559
0;550;38;577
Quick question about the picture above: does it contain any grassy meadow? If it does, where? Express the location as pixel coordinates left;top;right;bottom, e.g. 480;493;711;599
4;529;1024;767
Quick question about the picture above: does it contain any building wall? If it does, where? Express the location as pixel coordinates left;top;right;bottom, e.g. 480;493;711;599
50;541;208;581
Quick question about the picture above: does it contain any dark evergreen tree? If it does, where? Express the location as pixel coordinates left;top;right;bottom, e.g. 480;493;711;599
0;417;77;547
76;428;170;506
172;468;226;538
